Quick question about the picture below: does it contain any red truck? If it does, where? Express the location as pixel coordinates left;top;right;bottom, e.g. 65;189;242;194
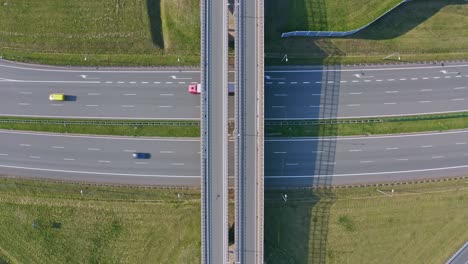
188;83;235;95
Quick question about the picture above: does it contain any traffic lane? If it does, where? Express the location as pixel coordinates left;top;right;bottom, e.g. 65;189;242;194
265;77;468;119
264;131;468;186
265;62;468;81
1;81;235;119
0;130;235;185
0;60;236;83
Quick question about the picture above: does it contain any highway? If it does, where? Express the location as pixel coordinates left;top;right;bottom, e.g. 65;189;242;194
235;0;264;261
265;129;468;187
2;60;468;119
0;130;236;185
199;0;229;262
265;63;468;119
0;60;235;119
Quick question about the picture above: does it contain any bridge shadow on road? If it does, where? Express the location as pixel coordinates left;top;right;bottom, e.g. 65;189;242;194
264;0;343;263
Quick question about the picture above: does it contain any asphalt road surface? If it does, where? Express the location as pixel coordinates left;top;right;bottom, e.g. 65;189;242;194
3;60;468;120
2;129;468;187
265;129;468;187
0;60;235;119
0;130;233;186
265;62;468;119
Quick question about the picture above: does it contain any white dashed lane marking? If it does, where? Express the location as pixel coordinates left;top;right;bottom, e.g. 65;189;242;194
384;102;397;105
88;148;100;151
454;86;466;90
360;160;374;164
421;145;433;148
86;105;99;107
18;103;30;106
159;105;173;108
432;156;444;159
98;160;111;163
420;89;432;92
88;93;100;95
171;163;184;166
20;144;31;147
273;152;287;154
121;105;135;108
29;156;40;159
386;147;399;150
160;94;174;96
286;163;299;166
20;92;32;94
160;151;174;154
418;101;431;103
123;94;136;96
52;146;64;149
451;98;465;101
64;158;75;161
0;153;9;156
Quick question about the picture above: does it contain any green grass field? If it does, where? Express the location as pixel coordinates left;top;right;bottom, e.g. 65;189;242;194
265;179;468;264
0;0;200;66
0;178;201;264
266;0;468;65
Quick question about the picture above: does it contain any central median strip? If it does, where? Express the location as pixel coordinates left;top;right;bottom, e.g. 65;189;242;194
3;111;468;137
0;117;200;137
265;112;468;137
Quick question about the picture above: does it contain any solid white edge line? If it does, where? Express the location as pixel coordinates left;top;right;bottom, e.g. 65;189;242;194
265;64;468;73
0;129;199;141
0;164;199;178
265;129;468;141
265;163;468;178
0;113;199;120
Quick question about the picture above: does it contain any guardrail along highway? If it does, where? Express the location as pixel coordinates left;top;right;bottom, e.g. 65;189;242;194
200;0;229;262
235;0;264;262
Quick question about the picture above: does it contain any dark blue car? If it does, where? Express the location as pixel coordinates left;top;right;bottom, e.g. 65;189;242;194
132;152;151;159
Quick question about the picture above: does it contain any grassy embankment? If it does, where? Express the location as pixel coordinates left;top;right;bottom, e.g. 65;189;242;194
0;0;200;66
0;177;466;263
0;178;201;264
269;112;468;137
265;0;468;65
264;178;468;264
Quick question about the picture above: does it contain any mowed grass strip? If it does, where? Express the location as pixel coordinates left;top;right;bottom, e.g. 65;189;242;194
266;114;468;137
264;179;468;264
0;178;201;264
0;117;200;137
266;0;468;65
0;0;200;66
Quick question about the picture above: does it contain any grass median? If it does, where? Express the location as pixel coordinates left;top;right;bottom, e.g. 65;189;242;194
0;117;200;137
0;178;201;263
264;178;468;264
266;112;468;137
266;0;468;65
